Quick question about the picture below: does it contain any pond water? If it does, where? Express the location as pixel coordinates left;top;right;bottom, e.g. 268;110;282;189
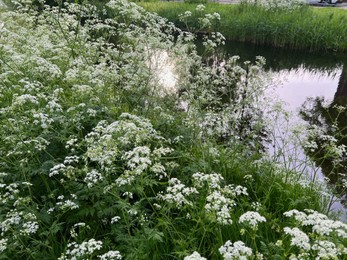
209;40;347;219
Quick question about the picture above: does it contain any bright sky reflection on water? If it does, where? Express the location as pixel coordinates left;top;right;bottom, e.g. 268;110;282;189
272;66;342;112
267;65;346;220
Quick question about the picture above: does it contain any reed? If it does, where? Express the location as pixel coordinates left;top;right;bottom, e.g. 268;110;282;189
140;2;347;52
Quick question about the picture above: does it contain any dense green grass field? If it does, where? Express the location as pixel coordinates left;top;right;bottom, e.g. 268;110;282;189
140;2;347;52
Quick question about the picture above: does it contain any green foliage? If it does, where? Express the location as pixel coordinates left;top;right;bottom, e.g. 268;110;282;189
0;0;346;259
140;2;347;52
184;0;207;4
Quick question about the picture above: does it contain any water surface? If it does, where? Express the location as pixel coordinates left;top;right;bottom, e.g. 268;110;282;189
210;40;347;218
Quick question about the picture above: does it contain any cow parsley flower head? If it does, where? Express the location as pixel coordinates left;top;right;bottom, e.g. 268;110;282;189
284;209;347;238
20;221;39;235
192;172;223;189
283;209;307;222
98;250;122;260
205;190;234;225
84;169;103;188
195;4;206;12
184;251;207;260
239;211;266;229
158;178;198;208
283;227;310;251
111;216;121;224
219;240;253;259
59;239;103;259
312;240;340;259
0;238;8;253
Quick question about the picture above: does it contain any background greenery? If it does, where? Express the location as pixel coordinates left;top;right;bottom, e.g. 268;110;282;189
140;2;347;52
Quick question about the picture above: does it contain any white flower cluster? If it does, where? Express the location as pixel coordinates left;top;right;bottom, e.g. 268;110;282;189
48;195;80;213
284;227;311;250
49;158;78;180
33;113;54;129
84;114;170;186
182;55;268;149
195;4;205;12
198;12;220;29
99;250;122;260
20;221;39;235
122;146;152;175
304;127;347;166
178;11;192;24
241;0;307;11
184;251;207;260
205;190;235;225
84;169;103;188
239;211;266;229
111;216;121;224
0;182;20;204
58;239;103;259
0;209;38;236
0;210;22;235
12;94;39;106
158;178;198;208
193;172;248;225
0;238;7;253
312;240;341;259
219;240;253;259
284;209;347;238
283;209;347;258
192;172;224;189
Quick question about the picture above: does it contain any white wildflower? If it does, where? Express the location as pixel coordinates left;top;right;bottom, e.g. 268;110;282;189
219;240;253;259
232;185;249;196
20;221;39;235
59;239;103;259
158;178;198;208
192;172;223;189
111;216;121;224
56;197;79;211
84;169;103;188
0;238;8;253
205;190;234;225
13;94;39;106
33;113;54;129
98;250;122;260
49;164;66;177
251;202;261;211
312;240;340;259
184;251;207;260
283;227;310;251
283;209;308;222
179;11;192;20
195;4;205;12
239;211;266;229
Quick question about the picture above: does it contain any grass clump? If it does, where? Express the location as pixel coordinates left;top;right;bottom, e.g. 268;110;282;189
140;2;347;52
0;0;346;259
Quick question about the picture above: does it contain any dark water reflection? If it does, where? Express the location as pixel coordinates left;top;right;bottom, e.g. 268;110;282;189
203;40;347;215
212;40;346;74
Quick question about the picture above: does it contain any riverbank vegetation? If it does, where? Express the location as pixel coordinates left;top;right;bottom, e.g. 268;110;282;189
0;0;347;259
140;1;347;52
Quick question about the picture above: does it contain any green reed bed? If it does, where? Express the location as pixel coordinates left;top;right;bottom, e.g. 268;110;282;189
140;2;347;52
